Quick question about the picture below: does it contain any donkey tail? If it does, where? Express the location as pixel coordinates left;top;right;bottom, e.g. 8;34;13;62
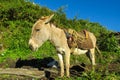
95;46;102;62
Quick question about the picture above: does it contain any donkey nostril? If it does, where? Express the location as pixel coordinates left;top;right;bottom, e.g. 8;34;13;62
29;45;33;50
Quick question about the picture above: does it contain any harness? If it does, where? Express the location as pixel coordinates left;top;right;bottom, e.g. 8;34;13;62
64;29;94;50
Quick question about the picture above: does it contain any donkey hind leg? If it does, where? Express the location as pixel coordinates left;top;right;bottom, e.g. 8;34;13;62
58;53;64;77
90;48;96;66
86;48;96;66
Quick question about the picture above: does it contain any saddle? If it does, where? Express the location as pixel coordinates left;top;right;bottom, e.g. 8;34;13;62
65;29;94;50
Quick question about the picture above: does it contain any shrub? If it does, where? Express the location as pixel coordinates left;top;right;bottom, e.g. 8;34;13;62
98;33;120;52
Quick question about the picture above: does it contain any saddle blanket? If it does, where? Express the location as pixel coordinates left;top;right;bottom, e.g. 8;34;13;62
65;29;94;49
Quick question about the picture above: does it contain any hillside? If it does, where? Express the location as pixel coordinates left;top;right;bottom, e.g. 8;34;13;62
0;0;112;50
0;0;120;57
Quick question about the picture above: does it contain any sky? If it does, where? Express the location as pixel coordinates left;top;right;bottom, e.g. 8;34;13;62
33;0;120;32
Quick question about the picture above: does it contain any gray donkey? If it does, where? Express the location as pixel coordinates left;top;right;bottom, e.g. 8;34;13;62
29;14;70;77
29;14;98;77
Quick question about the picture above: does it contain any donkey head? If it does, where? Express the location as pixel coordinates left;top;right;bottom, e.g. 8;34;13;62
29;14;54;51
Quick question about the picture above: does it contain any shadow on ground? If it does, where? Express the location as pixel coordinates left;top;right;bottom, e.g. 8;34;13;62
15;57;57;70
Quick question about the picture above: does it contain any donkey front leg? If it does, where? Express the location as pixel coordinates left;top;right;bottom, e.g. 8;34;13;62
58;53;64;77
65;50;70;77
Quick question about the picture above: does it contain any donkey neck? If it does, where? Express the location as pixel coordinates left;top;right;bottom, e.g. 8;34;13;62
48;23;66;47
48;23;61;40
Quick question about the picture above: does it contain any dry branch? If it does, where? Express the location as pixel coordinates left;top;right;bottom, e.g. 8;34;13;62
0;68;45;79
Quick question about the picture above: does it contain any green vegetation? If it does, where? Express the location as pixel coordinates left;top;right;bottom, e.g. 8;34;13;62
0;0;120;79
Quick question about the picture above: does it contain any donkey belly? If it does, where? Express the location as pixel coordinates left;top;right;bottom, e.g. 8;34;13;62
71;48;88;55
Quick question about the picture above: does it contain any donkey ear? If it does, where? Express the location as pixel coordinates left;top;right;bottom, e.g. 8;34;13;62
44;14;54;24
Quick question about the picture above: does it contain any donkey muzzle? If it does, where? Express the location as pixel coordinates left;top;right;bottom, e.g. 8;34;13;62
29;39;38;51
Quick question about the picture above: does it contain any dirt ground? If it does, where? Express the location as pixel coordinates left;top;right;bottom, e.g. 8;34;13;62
0;57;120;80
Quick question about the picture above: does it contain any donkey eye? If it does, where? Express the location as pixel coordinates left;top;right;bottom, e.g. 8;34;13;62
36;29;40;31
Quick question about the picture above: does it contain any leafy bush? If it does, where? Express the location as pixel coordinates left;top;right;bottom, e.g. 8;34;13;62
98;33;120;52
